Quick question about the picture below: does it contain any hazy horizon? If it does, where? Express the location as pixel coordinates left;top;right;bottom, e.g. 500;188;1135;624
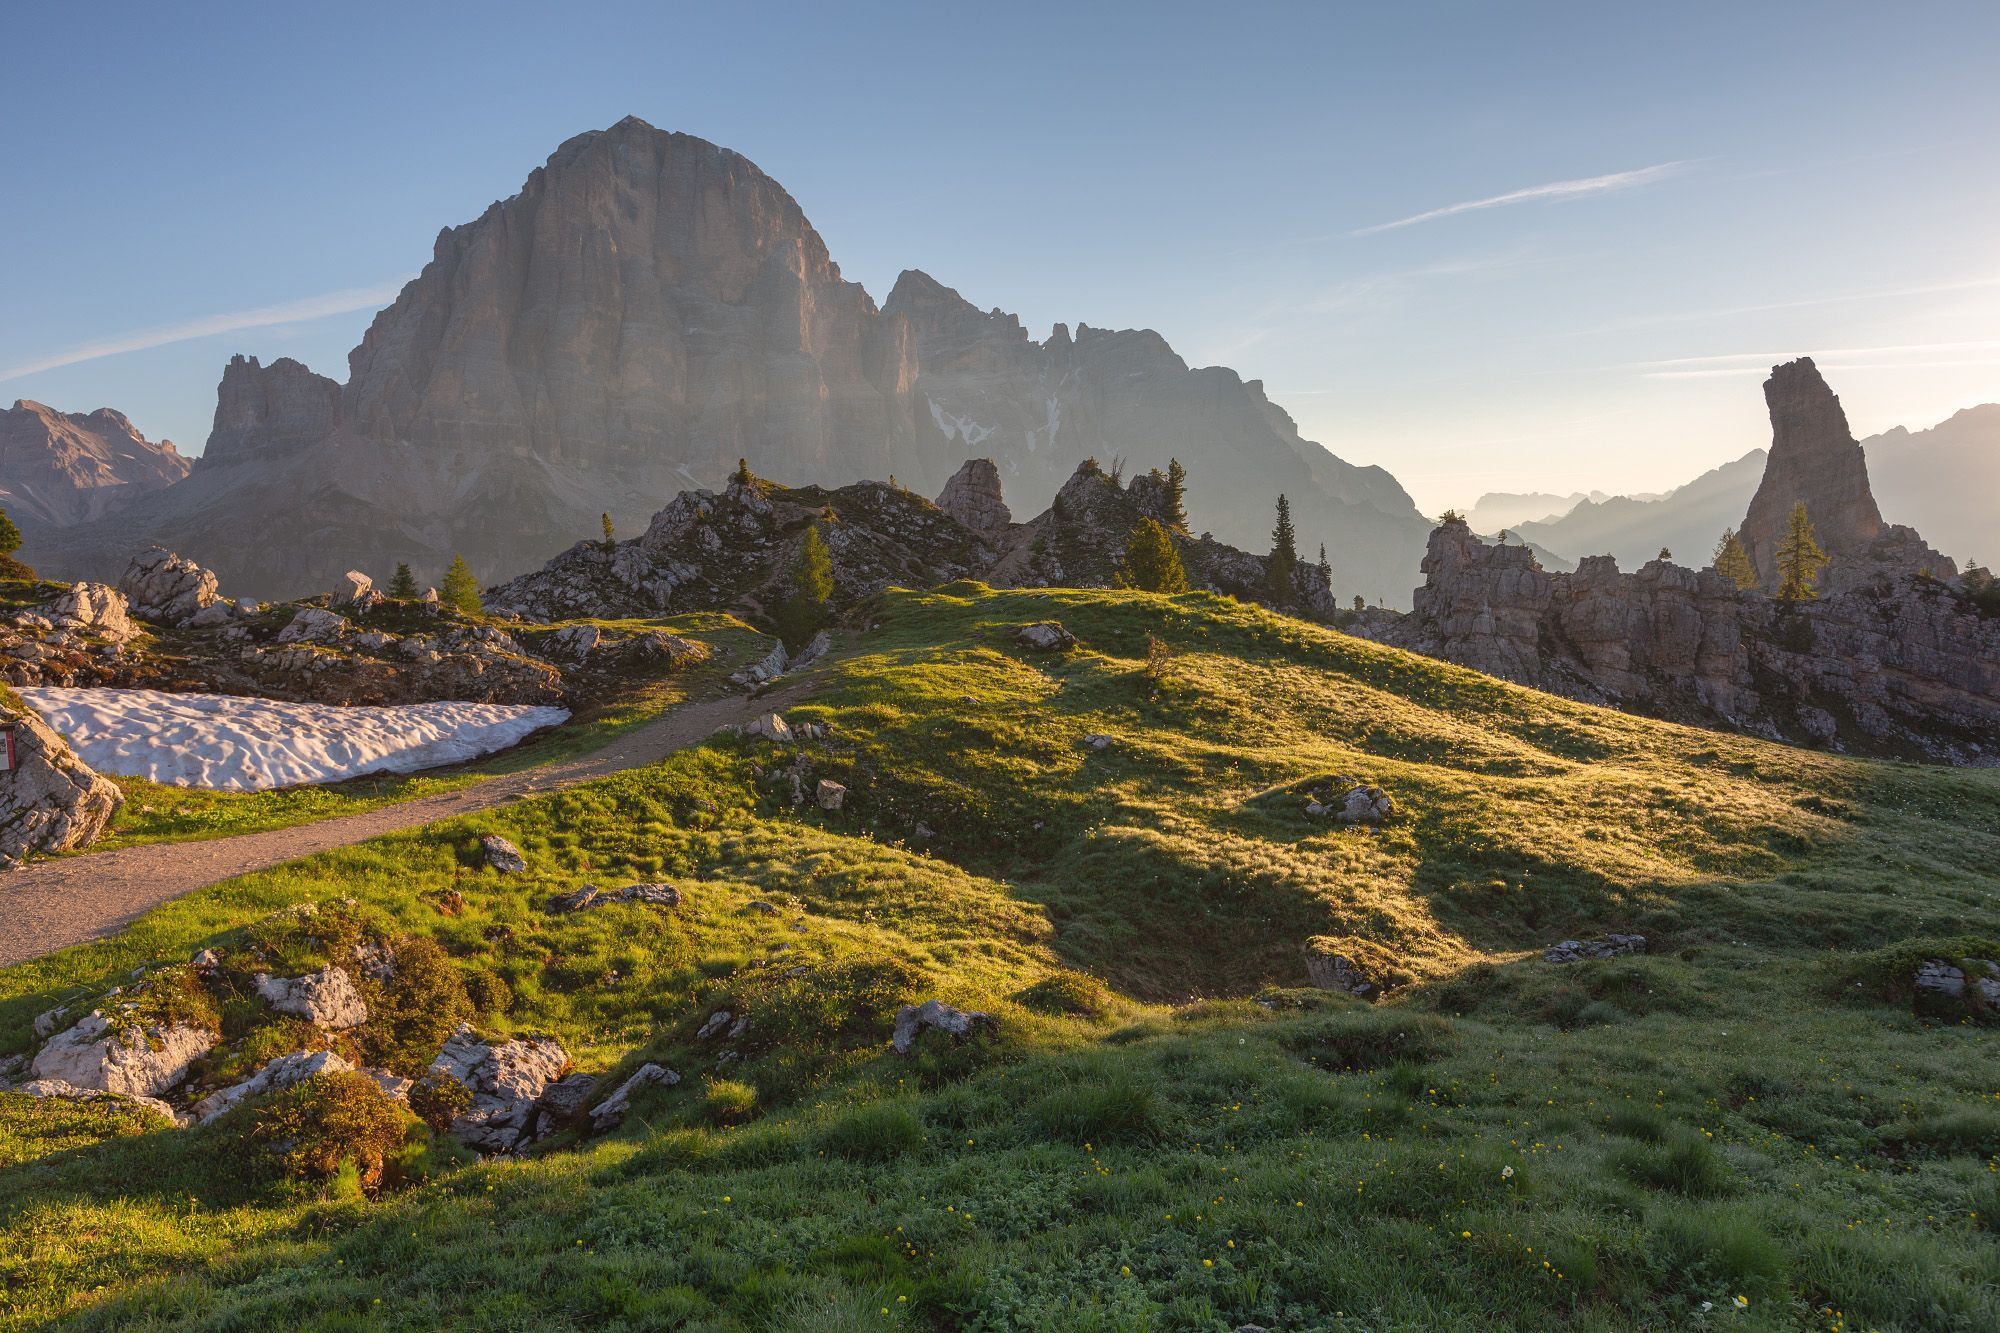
5;0;1998;516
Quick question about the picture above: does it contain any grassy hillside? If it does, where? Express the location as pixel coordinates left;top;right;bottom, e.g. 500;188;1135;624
2;585;1997;1330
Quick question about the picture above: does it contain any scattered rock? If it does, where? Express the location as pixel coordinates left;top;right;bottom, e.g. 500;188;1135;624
1082;733;1113;750
697;1010;733;1040
891;999;995;1054
0;706;123;865
275;606;350;645
1334;786;1394;826
743;900;780;916
190;1049;353;1124
254;965;368;1029
744;711;793;743
589;1062;679;1131
1016;621;1076;652
535;1072;599;1121
31;1009;215;1097
479;834;528;873
1544;934;1647;965
549;882;681;912
335;570;373;604
427;1024;572;1154
814;779;847;811
1913;958;2000;1005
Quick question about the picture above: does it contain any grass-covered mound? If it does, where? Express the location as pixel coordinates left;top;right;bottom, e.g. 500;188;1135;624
2;585;1997;1330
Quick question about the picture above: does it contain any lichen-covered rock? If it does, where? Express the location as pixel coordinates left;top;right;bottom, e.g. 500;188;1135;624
814;779;847;811
744;712;793;743
43;583;136;644
891;1000;995;1054
1304;950;1379;1000
590;1062;679;1131
479;834;528;873
1015;621;1077;652
118;546;220;625
0;706;122;865
428;1024;572;1153
254;966;368;1029
30;1009;215;1097
18;1077;175;1122
549;882;680;913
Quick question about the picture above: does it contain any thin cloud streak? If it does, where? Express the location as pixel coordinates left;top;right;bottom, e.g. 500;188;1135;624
1637;339;2000;369
1351;161;1691;236
1644;358;2000;379
0;282;409;382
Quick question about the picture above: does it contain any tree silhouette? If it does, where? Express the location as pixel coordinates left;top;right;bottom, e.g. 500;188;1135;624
1118;518;1188;593
1775;503;1828;601
1164;458;1189;530
775;524;834;649
1266;494;1298;604
440;555;482;615
387;563;419;600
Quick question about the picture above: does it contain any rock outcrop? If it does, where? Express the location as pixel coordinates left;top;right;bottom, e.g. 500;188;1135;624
1738;359;1954;592
30;1008;215;1097
427;1024;572;1153
934;458;1011;532
0;400;189;529
118;547;220;625
29;118;1428;604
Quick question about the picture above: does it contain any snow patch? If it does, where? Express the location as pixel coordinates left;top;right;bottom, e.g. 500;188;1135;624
19;687;570;791
926;397;995;447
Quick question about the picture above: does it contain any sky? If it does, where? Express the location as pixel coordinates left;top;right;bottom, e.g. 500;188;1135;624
4;0;1998;516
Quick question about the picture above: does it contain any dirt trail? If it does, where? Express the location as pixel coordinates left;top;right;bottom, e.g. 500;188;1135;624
0;684;810;968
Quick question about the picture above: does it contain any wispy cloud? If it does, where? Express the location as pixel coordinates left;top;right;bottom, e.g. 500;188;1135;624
0;282;409;382
1351;161;1692;236
1559;275;2000;339
1633;340;2000;378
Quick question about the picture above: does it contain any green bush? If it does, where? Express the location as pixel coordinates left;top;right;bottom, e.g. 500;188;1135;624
250;1072;415;1193
360;936;474;1076
407;1071;473;1133
701;1077;758;1125
815;1101;924;1162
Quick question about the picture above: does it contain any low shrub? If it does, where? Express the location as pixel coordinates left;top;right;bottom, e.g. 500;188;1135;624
250;1071;416;1193
360;936;474;1076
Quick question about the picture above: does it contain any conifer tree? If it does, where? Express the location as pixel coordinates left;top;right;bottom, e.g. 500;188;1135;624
1658;546;1673;562
1775;502;1828;601
1266;494;1298;604
1118;518;1188;593
734;458;755;487
1712;528;1757;589
440;554;482;615
601;512;616;550
0;506;27;579
1317;542;1333;587
1164;458;1189;530
388;563;419;600
775;524;834;649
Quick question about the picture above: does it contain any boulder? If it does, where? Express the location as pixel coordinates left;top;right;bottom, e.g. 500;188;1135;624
479;834;528;873
891;999;995;1054
335;570;373;604
730;640;790;689
254;965;368;1029
1016;622;1077;652
1913;958;2000;1005
744;712;793;743
590;1062;679;1131
118;547;220;625
0;708;123;865
43;583;136;643
31;1009;215;1097
814;779;846;811
697;1010;733;1040
427;1024;572;1153
274;606;349;644
1544;934;1647;965
536;1072;598;1121
1334;786;1394;826
185;600;238;629
1304;950;1380;1000
190;1049;353;1124
549;882;680;913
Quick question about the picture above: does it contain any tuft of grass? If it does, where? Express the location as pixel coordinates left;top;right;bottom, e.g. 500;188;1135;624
814;1101;925;1162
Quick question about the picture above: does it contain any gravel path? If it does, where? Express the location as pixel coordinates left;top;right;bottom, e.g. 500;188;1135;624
0;685;809;968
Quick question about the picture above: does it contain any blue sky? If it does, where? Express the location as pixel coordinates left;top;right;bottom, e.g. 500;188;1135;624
4;0;1997;513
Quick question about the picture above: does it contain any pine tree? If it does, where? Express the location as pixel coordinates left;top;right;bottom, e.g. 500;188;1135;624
1266;494;1298;604
1775;502;1828;601
775;524;834;649
388;563;419;599
1118;518;1188;593
1164;458;1189;531
1658;546;1674;562
1317;542;1333;588
0;507;27;580
734;458;755;487
1712;528;1758;589
440;554;482;615
1352;594;1365;613
601;512;616;550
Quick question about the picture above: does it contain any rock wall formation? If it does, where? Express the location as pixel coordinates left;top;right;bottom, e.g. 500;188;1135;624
35;118;1428;604
0;400;190;529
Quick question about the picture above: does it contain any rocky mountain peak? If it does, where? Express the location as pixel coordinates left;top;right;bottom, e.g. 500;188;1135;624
935;459;1011;532
0;399;191;529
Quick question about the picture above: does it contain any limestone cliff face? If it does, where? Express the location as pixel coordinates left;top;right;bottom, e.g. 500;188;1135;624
1738;358;1952;590
1367;518;2000;764
34;118;1428;603
0;400;189;528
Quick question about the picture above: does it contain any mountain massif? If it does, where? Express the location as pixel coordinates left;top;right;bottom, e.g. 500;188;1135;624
0;400;189;530
25;118;1428;603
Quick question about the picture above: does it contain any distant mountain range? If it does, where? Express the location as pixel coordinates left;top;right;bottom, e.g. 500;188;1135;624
0;400;189;530
1476;402;1997;572
18;117;1431;604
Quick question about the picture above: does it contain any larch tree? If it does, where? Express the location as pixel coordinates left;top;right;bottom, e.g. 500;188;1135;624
1775;502;1829;601
1119;518;1188;593
1712;529;1758;589
440;554;482;615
